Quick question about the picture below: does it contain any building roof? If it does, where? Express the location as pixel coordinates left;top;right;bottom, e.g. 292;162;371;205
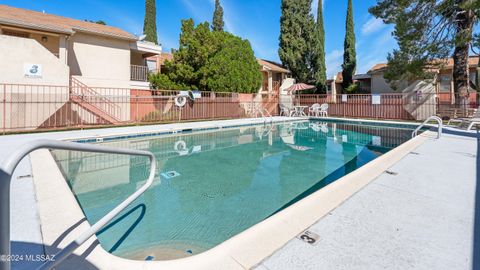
159;52;173;65
440;56;479;69
146;52;173;64
257;59;291;74
367;56;479;74
368;63;388;74
0;4;137;40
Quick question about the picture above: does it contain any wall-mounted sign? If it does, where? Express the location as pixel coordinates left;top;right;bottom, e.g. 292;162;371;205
342;94;348;102
372;94;381;105
24;64;42;78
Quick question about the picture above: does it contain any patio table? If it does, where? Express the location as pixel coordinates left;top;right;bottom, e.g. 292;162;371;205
292;106;308;117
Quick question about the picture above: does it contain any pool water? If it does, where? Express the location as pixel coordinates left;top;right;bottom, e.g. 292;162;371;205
52;120;416;260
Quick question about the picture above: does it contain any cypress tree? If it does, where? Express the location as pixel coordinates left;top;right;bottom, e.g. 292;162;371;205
279;0;315;83
212;0;224;32
314;0;327;92
342;0;356;90
143;0;158;44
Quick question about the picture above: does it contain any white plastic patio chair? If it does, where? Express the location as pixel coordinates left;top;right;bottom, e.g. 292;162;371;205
318;103;329;117
447;107;480;131
308;103;321;117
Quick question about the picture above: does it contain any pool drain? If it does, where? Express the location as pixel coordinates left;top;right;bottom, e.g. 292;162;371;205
145;255;154;261
161;171;181;179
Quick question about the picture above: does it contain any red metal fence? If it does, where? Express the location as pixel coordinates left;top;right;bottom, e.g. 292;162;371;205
294;92;478;120
1;83;479;134
0;84;279;133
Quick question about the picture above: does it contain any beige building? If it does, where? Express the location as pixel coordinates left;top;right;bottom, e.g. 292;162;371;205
257;59;291;94
328;57;479;96
351;57;479;96
0;4;161;89
326;57;479;120
0;4;162;129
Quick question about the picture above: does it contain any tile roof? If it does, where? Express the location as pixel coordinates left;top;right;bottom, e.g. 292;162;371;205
367;56;479;74
159;52;173;65
146;52;173;65
368;63;388;73
0;4;137;40
439;56;479;69
257;59;291;73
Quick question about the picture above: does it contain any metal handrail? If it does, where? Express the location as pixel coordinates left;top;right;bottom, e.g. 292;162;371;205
412;115;443;139
257;107;273;123
0;140;157;270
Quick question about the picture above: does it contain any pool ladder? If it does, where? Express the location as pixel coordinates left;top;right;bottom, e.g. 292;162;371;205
412;116;443;139
257;107;273;124
0;140;157;270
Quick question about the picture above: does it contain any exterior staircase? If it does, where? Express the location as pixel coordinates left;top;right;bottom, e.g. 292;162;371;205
69;78;122;124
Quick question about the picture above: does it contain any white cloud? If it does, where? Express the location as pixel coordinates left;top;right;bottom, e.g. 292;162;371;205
311;0;325;20
326;50;343;78
361;17;386;35
180;0;236;34
356;28;396;73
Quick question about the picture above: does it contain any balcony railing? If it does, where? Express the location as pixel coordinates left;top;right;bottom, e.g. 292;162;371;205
131;65;149;82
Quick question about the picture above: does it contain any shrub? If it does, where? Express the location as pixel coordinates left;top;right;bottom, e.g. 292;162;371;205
149;19;261;93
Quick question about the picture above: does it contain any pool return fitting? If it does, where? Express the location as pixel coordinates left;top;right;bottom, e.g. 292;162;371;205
0;140;156;270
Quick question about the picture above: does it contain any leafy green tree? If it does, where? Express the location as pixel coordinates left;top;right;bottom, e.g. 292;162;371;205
370;0;479;97
200;35;261;92
342;0;357;91
212;0;224;32
143;0;158;44
314;0;327;92
279;0;316;84
149;19;261;93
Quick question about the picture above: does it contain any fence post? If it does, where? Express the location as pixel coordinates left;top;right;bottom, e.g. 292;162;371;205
2;85;5;135
135;94;139;125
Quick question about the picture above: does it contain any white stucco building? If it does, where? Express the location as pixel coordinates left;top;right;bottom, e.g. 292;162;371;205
0;4;162;89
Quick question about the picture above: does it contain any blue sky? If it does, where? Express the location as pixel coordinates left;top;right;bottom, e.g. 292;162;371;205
3;0;399;77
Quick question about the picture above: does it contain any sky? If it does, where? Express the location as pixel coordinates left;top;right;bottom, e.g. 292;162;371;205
2;0;399;78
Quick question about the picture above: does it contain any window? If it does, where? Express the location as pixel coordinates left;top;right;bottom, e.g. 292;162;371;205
146;60;157;72
439;75;451;92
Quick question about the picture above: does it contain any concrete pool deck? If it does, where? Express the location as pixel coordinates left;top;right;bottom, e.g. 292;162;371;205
255;132;478;270
1;117;478;269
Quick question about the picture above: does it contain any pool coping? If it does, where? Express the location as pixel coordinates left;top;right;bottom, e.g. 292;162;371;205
29;117;430;270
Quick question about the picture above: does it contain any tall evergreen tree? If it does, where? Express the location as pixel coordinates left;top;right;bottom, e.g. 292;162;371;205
212;0;224;32
342;0;357;90
314;0;327;92
279;0;315;83
474;34;480;90
143;0;158;44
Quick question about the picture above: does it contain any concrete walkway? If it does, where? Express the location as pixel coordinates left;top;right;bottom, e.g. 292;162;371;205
255;133;478;270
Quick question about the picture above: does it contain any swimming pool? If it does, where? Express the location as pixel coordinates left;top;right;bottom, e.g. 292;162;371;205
52;120;418;261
